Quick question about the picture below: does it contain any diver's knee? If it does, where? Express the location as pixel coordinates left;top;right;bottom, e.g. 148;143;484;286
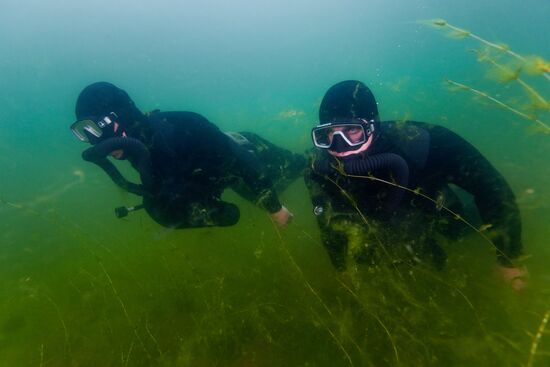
211;202;240;227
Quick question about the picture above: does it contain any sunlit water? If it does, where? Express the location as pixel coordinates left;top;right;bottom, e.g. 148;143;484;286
1;0;549;366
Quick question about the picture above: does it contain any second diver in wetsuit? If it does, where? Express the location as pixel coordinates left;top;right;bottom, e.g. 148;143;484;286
70;82;305;228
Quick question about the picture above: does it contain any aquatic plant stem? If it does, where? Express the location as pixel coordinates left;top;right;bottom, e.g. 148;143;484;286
527;309;550;367
43;292;70;360
474;51;550;111
99;261;152;361
336;278;400;364
447;23;522;58
446;79;550;133
516;78;550;111
434;19;550;82
124;338;135;367
145;318;163;357
312;308;355;367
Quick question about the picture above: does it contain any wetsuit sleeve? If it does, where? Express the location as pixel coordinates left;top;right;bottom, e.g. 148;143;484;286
427;126;522;266
226;139;283;214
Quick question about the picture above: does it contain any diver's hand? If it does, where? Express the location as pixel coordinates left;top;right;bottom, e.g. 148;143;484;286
496;264;528;291
270;206;293;227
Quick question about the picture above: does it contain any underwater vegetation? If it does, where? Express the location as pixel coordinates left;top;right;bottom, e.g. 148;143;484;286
2;172;549;366
425;18;550;134
527;309;550;367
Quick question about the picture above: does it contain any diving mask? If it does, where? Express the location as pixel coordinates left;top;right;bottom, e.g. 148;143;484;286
312;119;375;149
70;112;118;143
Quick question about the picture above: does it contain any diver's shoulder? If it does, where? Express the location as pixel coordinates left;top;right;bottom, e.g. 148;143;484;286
381;120;460;138
148;111;221;135
149;110;210;123
381;120;437;130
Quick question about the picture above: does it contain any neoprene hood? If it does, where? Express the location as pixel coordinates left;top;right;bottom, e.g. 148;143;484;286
75;82;146;131
319;80;380;123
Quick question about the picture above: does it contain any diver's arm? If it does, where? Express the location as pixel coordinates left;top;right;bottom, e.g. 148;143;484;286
428;126;523;265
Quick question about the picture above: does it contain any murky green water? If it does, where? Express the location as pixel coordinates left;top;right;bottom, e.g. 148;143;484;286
1;0;549;366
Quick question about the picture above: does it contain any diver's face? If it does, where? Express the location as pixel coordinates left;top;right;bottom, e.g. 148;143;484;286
327;124;372;157
327;126;365;145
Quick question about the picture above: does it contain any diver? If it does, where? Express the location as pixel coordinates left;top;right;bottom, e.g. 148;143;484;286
70;82;305;228
305;80;527;290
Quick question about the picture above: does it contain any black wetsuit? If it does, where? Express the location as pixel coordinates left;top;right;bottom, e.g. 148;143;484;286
128;111;304;228
305;120;522;270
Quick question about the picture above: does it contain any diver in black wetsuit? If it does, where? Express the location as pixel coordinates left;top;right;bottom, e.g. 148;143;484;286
305;80;527;290
70;82;305;228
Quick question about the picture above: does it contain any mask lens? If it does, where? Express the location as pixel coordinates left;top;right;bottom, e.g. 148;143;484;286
341;125;366;144
70;119;103;142
312;126;333;147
